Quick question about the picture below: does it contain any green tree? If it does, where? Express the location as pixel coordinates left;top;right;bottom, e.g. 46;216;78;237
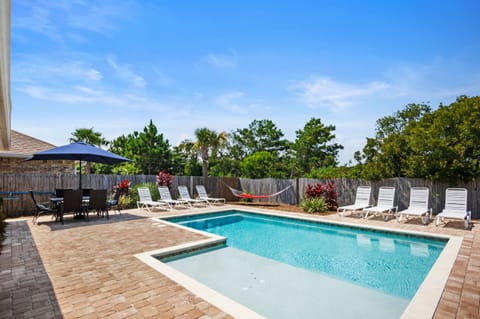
193;128;227;185
357;103;431;179
69;127;108;174
240;151;276;178
230;119;289;157
109;120;172;174
292;117;343;176
226;119;290;177
404;96;480;181
173;140;202;176
356;96;480;182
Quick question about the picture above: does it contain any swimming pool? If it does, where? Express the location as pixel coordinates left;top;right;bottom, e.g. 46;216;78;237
135;208;461;319
165;211;446;300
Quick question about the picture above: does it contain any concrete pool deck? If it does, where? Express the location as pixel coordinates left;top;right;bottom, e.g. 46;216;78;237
1;205;479;318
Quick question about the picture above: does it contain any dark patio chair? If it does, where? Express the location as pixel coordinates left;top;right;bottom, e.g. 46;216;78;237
29;190;55;225
82;188;92;197
107;190;122;215
88;189;108;219
59;189;85;225
55;188;72;198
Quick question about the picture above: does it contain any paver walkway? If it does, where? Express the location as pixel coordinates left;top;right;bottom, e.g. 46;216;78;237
1;211;232;319
0;206;479;318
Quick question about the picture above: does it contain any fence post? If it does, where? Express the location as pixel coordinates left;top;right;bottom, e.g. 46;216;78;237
296;178;300;205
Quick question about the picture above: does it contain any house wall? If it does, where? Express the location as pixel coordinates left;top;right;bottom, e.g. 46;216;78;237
0;157;73;173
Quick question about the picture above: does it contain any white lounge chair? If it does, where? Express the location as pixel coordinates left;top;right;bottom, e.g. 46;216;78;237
362;186;398;221
435;188;471;229
158;186;190;209
196;185;226;205
178;185;209;207
337;186;371;216
396;187;432;225
137;187;168;212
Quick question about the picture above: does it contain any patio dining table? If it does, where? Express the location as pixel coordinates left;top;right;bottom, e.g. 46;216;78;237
50;196;90;223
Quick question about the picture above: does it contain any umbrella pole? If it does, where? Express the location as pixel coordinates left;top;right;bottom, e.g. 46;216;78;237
79;159;82;189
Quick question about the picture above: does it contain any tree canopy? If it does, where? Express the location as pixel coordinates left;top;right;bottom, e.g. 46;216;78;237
355;96;480;182
69;127;108;174
109;120;172;175
77;95;480;183
292;117;344;176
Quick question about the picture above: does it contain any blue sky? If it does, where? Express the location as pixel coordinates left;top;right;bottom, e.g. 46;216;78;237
10;0;480;164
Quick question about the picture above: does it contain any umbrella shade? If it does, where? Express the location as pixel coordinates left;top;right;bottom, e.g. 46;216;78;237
27;142;131;188
27;142;130;164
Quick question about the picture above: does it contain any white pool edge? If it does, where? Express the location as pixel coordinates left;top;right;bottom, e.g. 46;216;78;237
137;206;462;319
400;235;462;319
135;234;265;319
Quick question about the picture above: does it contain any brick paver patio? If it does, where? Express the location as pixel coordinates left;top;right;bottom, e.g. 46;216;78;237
0;206;478;318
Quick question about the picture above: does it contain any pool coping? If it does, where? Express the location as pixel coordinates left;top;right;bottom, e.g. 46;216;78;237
135;206;462;319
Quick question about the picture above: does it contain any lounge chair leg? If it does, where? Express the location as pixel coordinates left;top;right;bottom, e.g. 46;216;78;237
421;215;428;225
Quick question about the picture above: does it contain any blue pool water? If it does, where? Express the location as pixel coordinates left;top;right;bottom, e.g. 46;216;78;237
165;211;446;300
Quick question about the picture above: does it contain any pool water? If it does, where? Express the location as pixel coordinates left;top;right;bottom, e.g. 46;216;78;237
166;211;446;299
163;211;447;318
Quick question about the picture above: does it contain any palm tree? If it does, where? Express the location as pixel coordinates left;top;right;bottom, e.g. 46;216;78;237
69;128;108;174
194;128;227;185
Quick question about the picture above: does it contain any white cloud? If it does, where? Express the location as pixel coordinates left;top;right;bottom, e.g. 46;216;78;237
205;52;238;68
215;91;253;114
85;68;103;81
12;0;134;40
13;60;103;84
12;2;60;40
16;84;174;113
383;62;480;102
18;85;122;105
106;55;147;88
290;76;389;110
66;2;134;35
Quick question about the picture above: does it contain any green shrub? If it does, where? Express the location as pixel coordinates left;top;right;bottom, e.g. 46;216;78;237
301;197;328;213
240;190;253;202
118;194;135;208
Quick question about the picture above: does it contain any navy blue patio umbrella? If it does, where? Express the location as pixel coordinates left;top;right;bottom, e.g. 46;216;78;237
27;142;131;189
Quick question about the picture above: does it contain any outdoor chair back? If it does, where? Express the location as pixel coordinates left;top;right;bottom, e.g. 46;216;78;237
89;189;108;219
29;190;54;225
376;187;395;207
354;186;371;206
60;190;84;224
178;185;193;200
158;186;174;201
408;187;429;209
445;188;468;212
55;188;72;198
138;187;154;202
82;188;92;197
107;190;123;214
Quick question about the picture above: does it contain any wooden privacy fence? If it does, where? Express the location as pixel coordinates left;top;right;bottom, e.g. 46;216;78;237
1;173;479;219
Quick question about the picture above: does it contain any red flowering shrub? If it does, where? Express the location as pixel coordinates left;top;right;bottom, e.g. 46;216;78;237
304;180;337;210
113;179;130;195
305;183;323;198
156;170;173;187
324;180;338;210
